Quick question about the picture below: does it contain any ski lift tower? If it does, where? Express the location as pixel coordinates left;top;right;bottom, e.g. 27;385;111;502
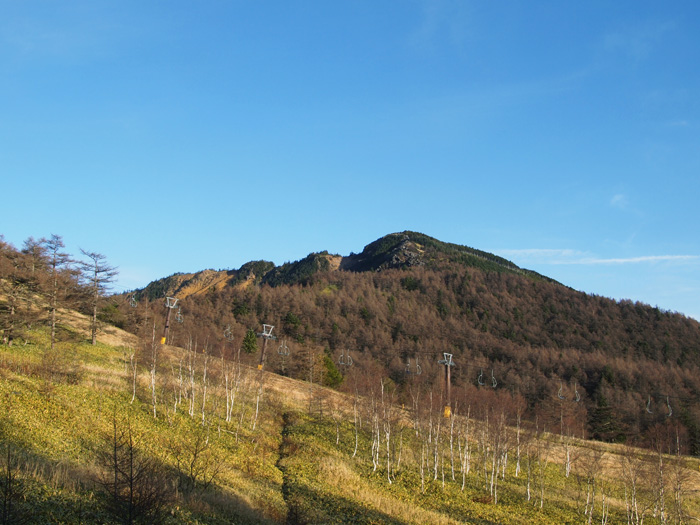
438;353;455;418
257;324;277;370
162;297;178;344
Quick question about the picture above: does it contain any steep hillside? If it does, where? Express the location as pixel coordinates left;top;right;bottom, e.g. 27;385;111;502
2;319;699;524
123;232;700;453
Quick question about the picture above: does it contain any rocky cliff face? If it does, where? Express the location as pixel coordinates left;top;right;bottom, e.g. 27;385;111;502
340;233;426;271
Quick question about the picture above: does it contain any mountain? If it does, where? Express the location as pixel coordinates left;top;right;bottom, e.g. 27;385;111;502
126;231;700;452
3;231;700;522
139;231;553;300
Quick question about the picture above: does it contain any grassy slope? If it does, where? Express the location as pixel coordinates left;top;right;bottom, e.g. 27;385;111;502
1;323;699;524
0;332;286;524
280;412;595;525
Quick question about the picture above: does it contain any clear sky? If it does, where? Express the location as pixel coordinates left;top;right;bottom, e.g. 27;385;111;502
2;1;699;321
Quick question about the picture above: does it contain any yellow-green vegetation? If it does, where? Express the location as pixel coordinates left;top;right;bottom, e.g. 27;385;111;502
275;408;700;524
1;326;699;524
0;330;286;524
278;412;600;524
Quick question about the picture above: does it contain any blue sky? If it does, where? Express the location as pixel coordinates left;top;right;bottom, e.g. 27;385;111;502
2;1;699;320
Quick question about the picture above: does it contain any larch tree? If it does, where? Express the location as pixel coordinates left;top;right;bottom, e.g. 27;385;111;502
79;249;118;346
0;239;37;345
20;237;46;276
96;413;172;524
42;235;71;351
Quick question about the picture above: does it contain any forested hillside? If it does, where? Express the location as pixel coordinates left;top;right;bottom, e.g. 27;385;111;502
3;231;700;451
2;231;700;523
110;232;700;454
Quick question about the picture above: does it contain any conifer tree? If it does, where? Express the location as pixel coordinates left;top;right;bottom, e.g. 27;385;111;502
42;235;71;351
242;328;258;354
79;249;118;345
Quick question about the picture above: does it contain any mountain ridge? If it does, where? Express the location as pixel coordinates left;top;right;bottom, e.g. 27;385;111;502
139;231;555;301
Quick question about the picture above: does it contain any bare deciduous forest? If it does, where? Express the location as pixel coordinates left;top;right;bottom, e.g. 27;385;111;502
123;233;700;452
2;231;700;523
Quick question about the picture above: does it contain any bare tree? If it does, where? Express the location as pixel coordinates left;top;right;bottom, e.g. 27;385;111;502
95;413;173;525
457;405;472;491
668;446;695;524
79;249;118;346
0;441;29;525
42;235;71;351
149;323;158;418
487;408;511;504
513;395;527;478
619;444;656;525
129;349;138;404
380;378;397;484
576;446;605;524
0;239;42;346
20;236;46;276
168;425;223;494
200;341;210;425
525;423;553;510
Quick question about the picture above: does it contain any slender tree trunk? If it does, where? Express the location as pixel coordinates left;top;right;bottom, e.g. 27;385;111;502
188;338;196;418
50;274;57;351
130;352;137;404
450;411;456;481
352;396;359;458
201;346;209;425
91;288;98;345
150;323;157;418
515;413;521;477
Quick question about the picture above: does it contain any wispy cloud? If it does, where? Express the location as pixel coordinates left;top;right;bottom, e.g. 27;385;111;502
495;249;699;266
576;255;699;265
497;248;585;259
610;193;629;209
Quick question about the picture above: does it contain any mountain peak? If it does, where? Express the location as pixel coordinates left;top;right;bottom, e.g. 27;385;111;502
340;231;427;272
138;231;550;300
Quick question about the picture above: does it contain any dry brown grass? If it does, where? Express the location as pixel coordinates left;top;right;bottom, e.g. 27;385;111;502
58;308;139;347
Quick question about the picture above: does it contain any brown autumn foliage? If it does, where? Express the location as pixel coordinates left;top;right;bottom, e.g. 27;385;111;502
126;261;700;454
4;232;700;455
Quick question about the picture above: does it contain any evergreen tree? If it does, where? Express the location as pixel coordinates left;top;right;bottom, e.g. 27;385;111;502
242;328;258;354
322;352;343;388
